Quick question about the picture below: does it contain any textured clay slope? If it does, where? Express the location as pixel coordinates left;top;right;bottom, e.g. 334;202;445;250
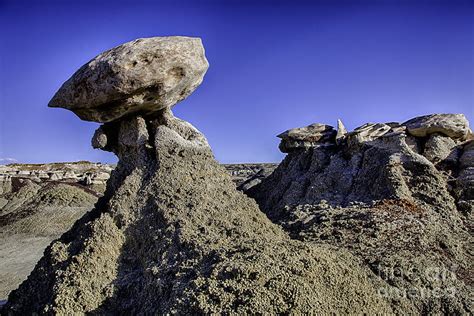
4;113;391;314
0;180;98;301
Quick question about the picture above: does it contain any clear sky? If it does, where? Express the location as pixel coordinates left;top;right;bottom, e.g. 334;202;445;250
0;0;473;164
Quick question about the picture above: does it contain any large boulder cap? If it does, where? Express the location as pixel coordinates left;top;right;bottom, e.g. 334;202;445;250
403;113;470;139
277;123;336;153
49;36;209;123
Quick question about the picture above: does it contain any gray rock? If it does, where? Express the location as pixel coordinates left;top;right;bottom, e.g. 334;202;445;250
457;141;474;201
404;135;422;154
222;163;278;187
382;124;406;137
118;116;149;147
91;127;108;149
154;109;210;151
346;123;391;147
403;113;470;139
277;123;336;153
422;133;458;164
49;37;209;123
457;167;474;199
237;166;278;192
83;175;92;186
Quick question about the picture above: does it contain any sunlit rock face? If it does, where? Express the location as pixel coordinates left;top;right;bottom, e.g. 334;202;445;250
49;37;209;123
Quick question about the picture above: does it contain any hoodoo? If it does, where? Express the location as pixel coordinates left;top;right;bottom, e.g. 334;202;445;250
4;37;392;314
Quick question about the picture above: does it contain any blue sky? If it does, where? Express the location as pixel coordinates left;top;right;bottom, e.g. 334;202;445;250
0;0;473;164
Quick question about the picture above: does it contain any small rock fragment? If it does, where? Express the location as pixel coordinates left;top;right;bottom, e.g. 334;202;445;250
336;119;347;142
91;127;108;149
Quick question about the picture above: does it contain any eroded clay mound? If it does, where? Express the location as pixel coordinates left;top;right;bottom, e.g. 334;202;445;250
4;115;391;314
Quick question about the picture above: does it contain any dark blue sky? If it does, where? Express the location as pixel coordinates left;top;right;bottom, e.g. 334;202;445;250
1;0;473;164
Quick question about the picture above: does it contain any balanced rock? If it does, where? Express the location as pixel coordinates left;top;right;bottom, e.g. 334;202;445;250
4;38;392;314
277;123;336;153
403;113;470;139
49;37;209;123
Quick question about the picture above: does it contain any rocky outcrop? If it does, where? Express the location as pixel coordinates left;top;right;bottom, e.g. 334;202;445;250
4;117;390;314
3;37;392;314
0;162;112;196
278;123;336;153
49;37;209;123
247;113;473;314
237;165;279;192
346;122;394;146
456;140;474;214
